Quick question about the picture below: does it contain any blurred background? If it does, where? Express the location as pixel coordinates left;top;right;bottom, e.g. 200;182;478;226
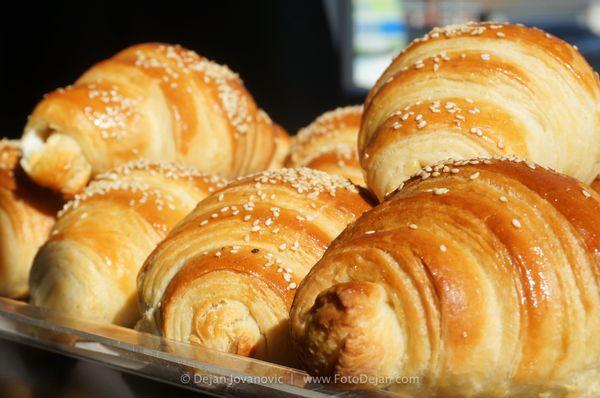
1;0;599;137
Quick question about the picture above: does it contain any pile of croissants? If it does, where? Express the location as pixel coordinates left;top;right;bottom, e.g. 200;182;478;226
2;22;600;397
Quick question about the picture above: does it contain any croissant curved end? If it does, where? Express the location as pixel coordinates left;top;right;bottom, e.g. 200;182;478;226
189;299;264;357
21;125;92;197
30;238;141;326
298;281;404;385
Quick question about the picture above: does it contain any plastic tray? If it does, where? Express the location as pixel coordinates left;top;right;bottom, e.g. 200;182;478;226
0;297;402;397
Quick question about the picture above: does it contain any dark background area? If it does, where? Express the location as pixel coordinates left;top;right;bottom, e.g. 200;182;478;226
0;1;357;138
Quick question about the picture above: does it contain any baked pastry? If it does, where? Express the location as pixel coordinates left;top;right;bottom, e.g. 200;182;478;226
0;140;61;298
290;156;600;397
359;22;600;200
21;43;288;197
286;106;364;186
269;126;292;170
591;176;600;193
29;160;226;327
137;167;372;365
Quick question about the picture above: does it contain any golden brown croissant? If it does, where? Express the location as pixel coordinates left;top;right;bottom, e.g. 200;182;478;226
290;156;600;397
359;22;600;200
137;167;372;365
286;106;365;187
21;43;288;197
29;160;226;326
0;140;61;298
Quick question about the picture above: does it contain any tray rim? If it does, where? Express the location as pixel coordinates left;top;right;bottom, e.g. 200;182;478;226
0;297;399;398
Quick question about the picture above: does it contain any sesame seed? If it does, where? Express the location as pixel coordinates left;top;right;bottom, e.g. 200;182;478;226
582;189;592;198
433;188;449;195
440;244;447;252
481;53;491;60
417;120;427;129
409;223;418;229
470;172;480;180
499;195;508;202
365;230;376;235
512;219;522;229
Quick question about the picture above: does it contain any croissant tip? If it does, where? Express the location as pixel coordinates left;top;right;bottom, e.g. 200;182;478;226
21;127;91;197
298;281;404;381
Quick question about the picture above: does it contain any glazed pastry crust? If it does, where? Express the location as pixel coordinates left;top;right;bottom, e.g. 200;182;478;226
137;167;372;365
286;106;365;187
29;160;226;326
21;43;288;197
290;156;600;397
591;176;600;194
359;22;600;200
0;140;61;297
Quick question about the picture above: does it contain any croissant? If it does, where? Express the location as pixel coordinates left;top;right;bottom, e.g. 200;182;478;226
290;156;600;397
21;43;288;197
137;167;372;365
29;160;226;327
359;22;600;200
286;106;364;187
0;140;61;298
